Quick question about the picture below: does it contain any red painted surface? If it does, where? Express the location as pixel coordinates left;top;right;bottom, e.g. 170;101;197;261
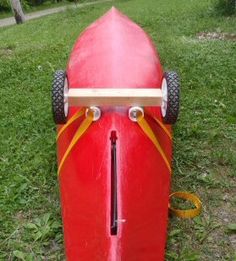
57;7;172;261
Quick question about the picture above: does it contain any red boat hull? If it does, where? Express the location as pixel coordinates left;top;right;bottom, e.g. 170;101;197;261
57;7;172;260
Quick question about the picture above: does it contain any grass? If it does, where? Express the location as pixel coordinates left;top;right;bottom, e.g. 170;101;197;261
0;0;236;260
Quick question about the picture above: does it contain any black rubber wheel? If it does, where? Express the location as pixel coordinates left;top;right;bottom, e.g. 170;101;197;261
161;71;180;124
52;70;68;124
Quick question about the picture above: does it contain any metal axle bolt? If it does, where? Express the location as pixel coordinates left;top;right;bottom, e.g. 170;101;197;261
86;106;101;121
128;106;144;122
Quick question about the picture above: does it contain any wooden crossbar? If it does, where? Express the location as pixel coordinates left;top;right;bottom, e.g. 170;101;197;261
67;88;162;107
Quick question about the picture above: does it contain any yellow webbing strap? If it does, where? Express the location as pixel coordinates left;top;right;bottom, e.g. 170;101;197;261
137;112;201;218
152;116;172;140
56;107;201;218
144;109;172;140
57;109;94;175
136;113;171;173
57;108;86;140
169;192;202;218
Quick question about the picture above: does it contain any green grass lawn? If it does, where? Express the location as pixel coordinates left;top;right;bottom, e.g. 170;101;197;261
0;0;236;260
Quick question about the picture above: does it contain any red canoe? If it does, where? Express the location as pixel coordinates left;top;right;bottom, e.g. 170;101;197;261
54;7;178;261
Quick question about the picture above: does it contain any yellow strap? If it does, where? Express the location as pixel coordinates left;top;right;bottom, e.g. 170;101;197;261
57;109;94;175
137;114;171;173
137;113;201;218
152;116;172;140
169;192;202;218
144;110;172;140
56;108;201;218
57;108;86;140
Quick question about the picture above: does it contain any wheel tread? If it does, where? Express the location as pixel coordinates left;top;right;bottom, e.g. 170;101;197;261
52;70;67;124
163;71;180;124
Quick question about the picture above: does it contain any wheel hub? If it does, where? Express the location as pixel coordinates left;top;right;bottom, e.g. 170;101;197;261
64;78;69;117
161;78;168;118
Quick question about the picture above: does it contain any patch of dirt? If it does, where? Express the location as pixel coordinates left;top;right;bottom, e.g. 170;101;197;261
209;191;236;257
194;186;236;259
197;32;236;41
0;47;14;57
15;211;26;222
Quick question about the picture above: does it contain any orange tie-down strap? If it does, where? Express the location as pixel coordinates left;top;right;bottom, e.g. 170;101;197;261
56;108;202;218
57;107;86;140
136;111;202;218
57;108;94;175
169;192;202;219
136;113;172;173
